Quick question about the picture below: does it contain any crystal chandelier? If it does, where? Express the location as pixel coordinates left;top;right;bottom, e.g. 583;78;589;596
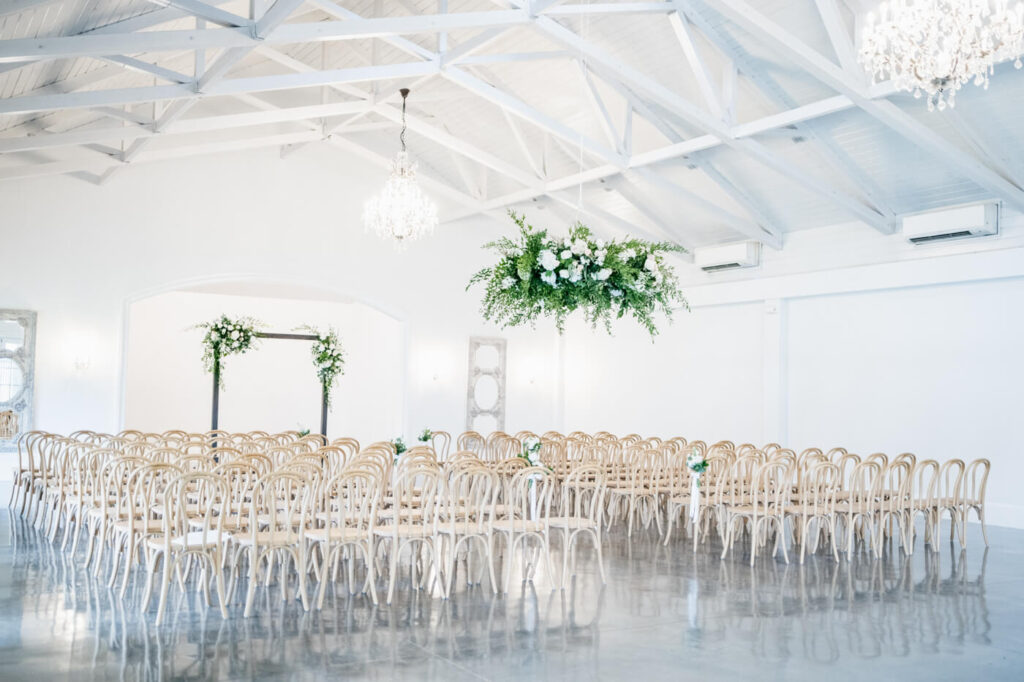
859;0;1024;111
363;88;438;245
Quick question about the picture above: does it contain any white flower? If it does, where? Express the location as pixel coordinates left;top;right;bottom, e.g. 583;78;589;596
541;271;557;286
621;248;636;261
500;276;516;290
645;254;659;272
610;289;623;297
596;238;606;249
595;268;613;281
571;238;590;256
559;268;570;278
569;265;583;283
595;249;607;265
560;249;572;260
230;331;239;340
538;249;559;271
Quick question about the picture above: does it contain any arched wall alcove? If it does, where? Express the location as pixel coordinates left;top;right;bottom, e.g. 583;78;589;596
120;275;407;444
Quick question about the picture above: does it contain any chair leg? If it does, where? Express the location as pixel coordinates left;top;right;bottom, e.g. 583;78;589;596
386;540;399;605
485;535;498;595
559;529;570;590
979;507;990;547
243;549;258;618
295;547;309;611
156;554;173;626
214;551;228;618
593;530;606;585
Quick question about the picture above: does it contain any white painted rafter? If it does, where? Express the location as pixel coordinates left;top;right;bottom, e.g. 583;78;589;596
667;10;722;118
527;12;894;232
0;12;531;65
710;0;1024;215
144;0;251;29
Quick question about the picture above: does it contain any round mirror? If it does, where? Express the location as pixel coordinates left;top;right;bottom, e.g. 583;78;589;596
0;358;24;403
474;344;499;370
0;320;25;352
473;374;499;410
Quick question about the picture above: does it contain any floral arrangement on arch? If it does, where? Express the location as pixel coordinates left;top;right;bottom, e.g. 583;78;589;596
298;326;346;406
468;211;688;336
193;315;262;384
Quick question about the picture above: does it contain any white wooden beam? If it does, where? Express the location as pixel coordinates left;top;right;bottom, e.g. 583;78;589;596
542;3;674;15
531;14;893;231
667;10;722;118
100;56;194;84
612;177;699;250
628;166;783;247
0;12;529;64
442;66;626;167
145;0;251;28
0;101;371;153
692;161;785;248
500;109;545;178
711;0;1024;215
375;105;540;187
577;60;621;153
0;131;324;181
813;0;859;74
0;62;439;115
678;1;896;220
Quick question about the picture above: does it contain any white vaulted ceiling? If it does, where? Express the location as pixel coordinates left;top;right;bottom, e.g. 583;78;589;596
1;0;1023;251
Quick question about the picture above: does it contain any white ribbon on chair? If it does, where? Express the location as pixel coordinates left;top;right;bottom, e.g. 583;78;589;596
689;472;701;525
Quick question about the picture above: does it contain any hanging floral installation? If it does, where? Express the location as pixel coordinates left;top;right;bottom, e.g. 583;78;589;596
193;315;262;386
297;326;346;406
469;212;688;336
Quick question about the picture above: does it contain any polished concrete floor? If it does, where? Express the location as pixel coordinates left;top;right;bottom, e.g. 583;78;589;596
0;509;1020;681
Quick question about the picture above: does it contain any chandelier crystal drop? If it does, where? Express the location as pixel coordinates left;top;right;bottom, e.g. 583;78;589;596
859;0;1024;111
363;88;438;246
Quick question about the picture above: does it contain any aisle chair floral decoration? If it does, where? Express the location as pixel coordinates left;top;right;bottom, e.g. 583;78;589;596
468;211;689;337
686;448;709;525
392;437;407;460
192;315;262;387
518;436;552;472
297;326;346;406
418;428;432;443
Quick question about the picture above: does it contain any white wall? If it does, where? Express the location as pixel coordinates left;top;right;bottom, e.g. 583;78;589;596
124;291;403;444
562;302;765;442
0;144;562;467
562;219;1024;528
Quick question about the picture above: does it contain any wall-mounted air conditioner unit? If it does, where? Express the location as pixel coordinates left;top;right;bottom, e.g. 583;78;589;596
902;202;999;245
694;241;761;272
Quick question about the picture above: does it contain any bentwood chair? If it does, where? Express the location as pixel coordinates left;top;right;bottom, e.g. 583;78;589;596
374;465;441;605
306;469;381;607
548;464;607;587
142;472;230;625
435;465;499;597
961;458;991;547
491;466;556;593
230;471;313;617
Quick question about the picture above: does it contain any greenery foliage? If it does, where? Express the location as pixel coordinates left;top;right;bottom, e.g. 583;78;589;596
193;315;262;384
418;428;432;443
298;326;345;406
468;211;688;337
